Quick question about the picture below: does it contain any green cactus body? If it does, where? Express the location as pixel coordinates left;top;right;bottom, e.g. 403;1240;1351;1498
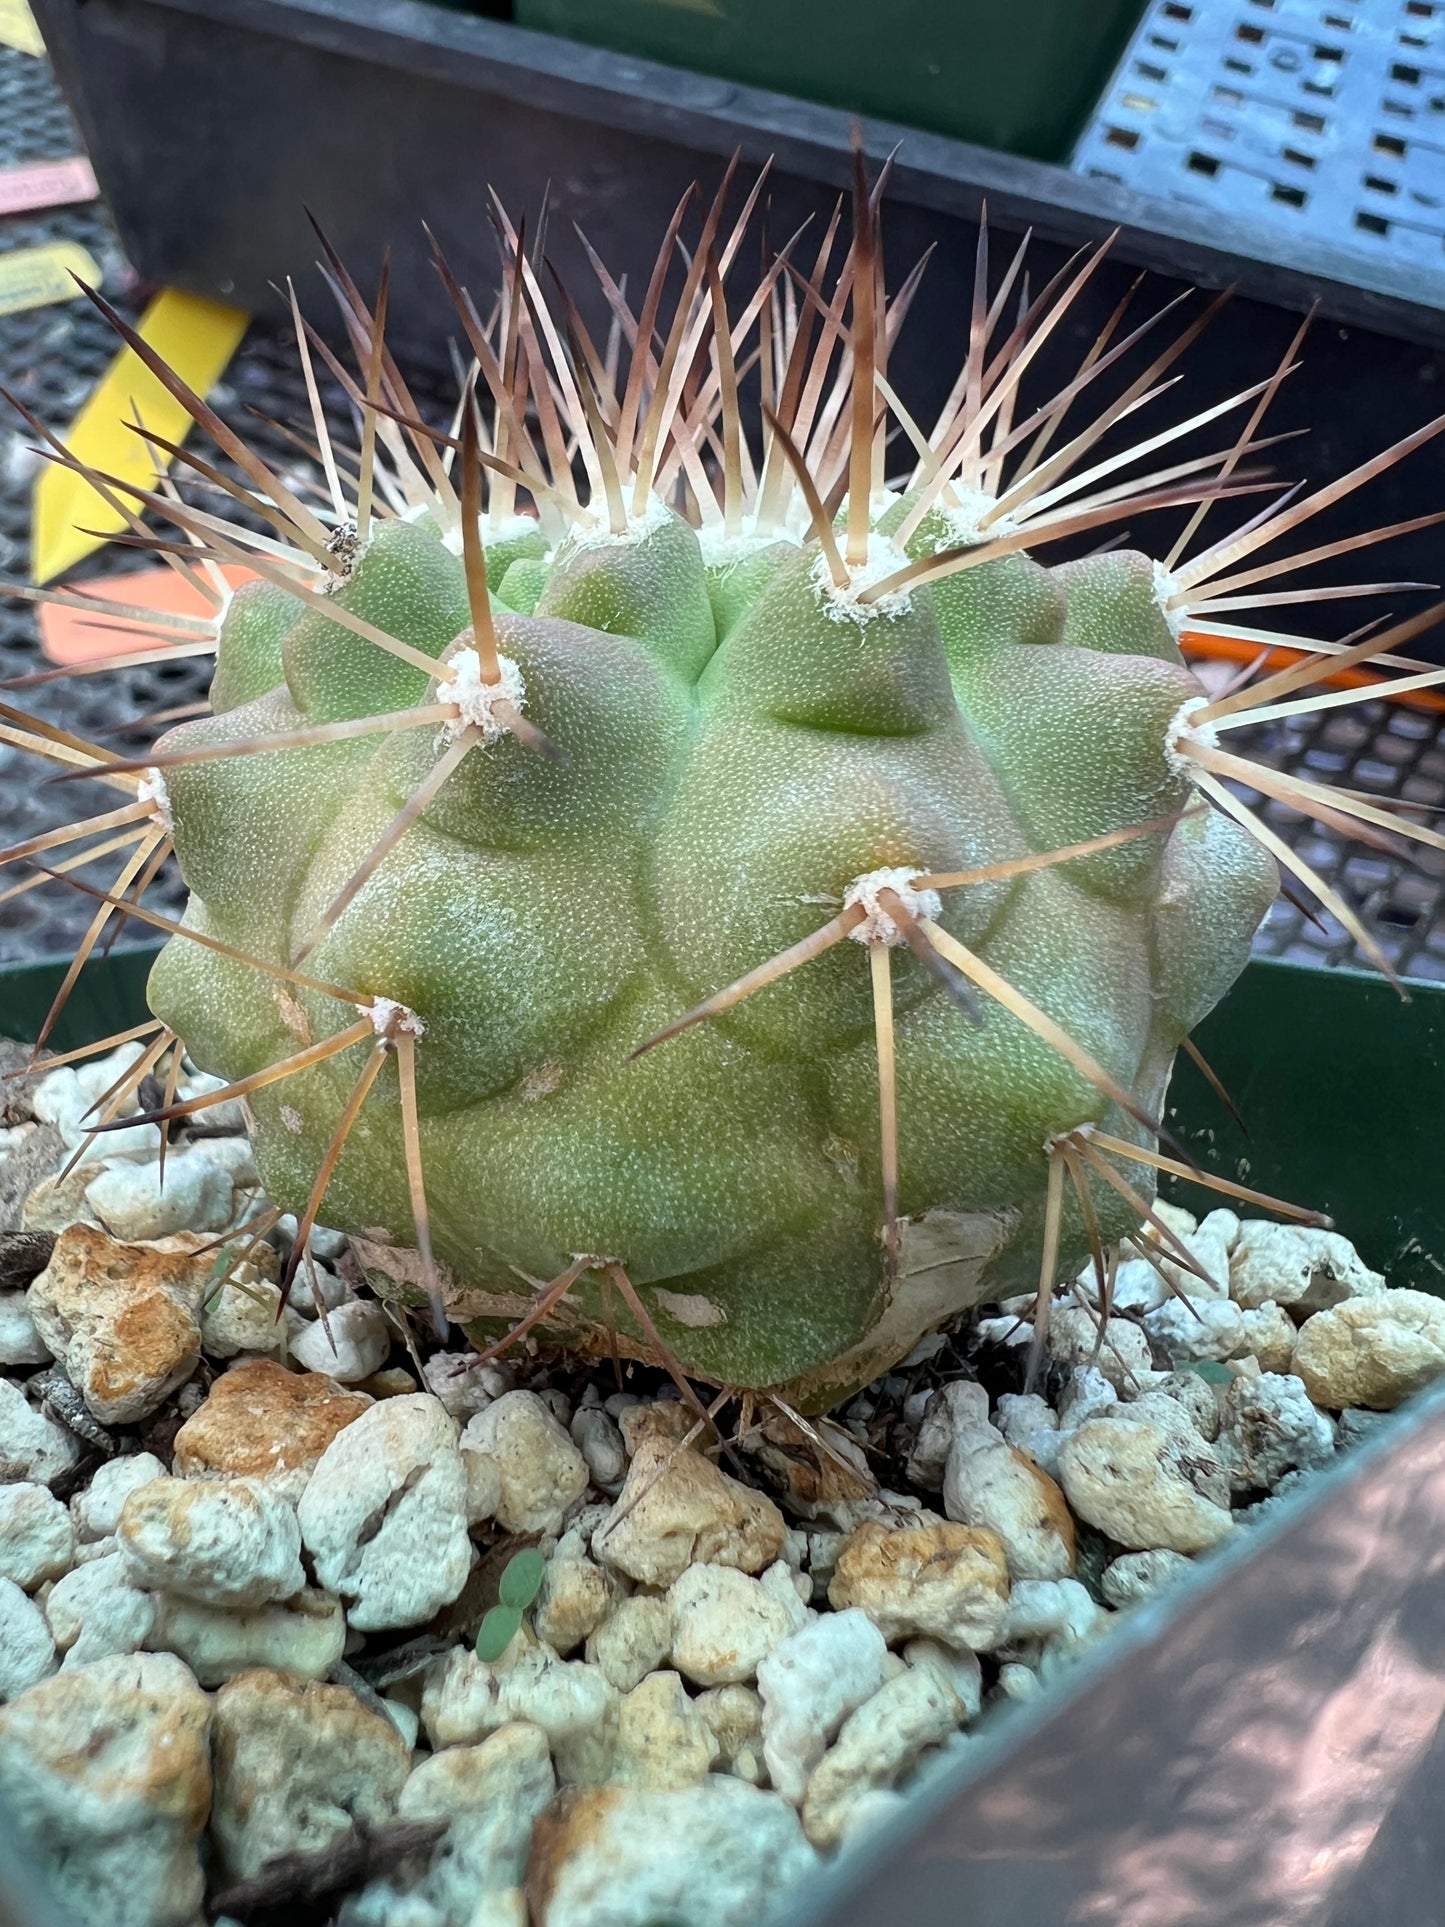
146;487;1273;1405
40;175;1437;1411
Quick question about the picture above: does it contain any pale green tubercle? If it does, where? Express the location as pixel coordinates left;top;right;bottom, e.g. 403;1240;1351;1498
147;497;1275;1409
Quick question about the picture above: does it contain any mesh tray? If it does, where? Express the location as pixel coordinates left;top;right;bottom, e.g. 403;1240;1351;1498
1075;0;1445;269
4;41;1443;979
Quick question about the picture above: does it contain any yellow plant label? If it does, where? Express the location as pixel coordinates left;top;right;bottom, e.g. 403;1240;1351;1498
0;0;44;55
0;240;99;318
31;286;250;583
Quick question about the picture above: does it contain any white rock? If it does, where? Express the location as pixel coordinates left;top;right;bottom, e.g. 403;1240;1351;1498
465;1889;527;1927
190;1130;259;1185
942;1435;1074;1581
461;1391;589;1538
118;1476;304;1608
464;1442;503;1527
585;1593;675;1694
0;1576;56;1699
0;1375;80;1485
1058;1366;1118;1428
1000;1578;1105;1648
149;1588;346;1687
1216;1371;1335;1492
422;1640;615;1758
289;1298;392;1383
0;1481;73;1589
45;1552;157;1663
756;1609;891;1803
666;1561;803;1687
286;1256;353;1317
902;1638;983;1721
1147;1369;1222;1441
1293;1289;1445;1411
0;1290;51;1365
210;1668;410;1882
339;1883;445;1927
1145;1294;1296;1372
423;1350;508;1418
276;1215;349;1260
31;1044;147;1146
401;1721;555;1923
200;1269;285;1358
611;1669;718;1789
1101;1549;1194;1609
997;1661;1043;1701
73;1452;167;1541
0;1650;211;1927
1230;1222;1384;1314
802;1667;963;1848
85;1151;234;1242
995;1393;1057;1445
904;1381;990;1491
1149;1208;1239;1297
299;1394;471;1630
1047;1308;1155;1389
1058;1416;1233;1554
1080;1255;1169;1316
527;1779;816;1927
571;1405;627;1491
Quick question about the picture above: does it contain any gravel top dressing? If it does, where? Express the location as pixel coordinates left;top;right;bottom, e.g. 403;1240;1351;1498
1;1034;1437;1927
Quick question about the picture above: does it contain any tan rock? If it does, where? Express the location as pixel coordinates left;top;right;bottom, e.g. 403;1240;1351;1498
533;1524;619;1656
942;1440;1075;1581
610;1670;718;1790
172;1357;370;1486
527;1781;816;1927
592;1440;786;1588
27;1224;208;1423
0;1651;211;1927
828;1520;1010;1652
1057;1416;1233;1554
210;1668;410;1881
1293;1289;1445;1410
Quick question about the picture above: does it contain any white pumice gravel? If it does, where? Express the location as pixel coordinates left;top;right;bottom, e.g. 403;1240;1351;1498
0;1482;74;1589
2;1094;1439;1927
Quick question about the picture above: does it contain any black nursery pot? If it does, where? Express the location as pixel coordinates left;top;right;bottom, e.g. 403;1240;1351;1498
2;948;1445;1924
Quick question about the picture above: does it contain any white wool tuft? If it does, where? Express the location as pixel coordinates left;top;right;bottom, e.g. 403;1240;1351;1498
1151;559;1187;640
843;867;943;946
1165;694;1219;780
138;768;173;832
441;647;527;742
362;997;426;1039
810;533;915;625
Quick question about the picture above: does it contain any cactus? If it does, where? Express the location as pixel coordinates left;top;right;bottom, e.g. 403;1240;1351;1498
7;163;1443;1411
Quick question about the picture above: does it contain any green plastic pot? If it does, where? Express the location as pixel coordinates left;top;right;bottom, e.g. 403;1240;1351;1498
509;0;1147;163
4;949;1442;1291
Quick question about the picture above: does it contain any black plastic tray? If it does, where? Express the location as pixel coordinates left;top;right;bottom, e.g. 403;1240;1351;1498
29;0;1445;612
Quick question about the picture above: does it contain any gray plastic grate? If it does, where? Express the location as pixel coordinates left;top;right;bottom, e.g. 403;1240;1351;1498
1074;0;1445;269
